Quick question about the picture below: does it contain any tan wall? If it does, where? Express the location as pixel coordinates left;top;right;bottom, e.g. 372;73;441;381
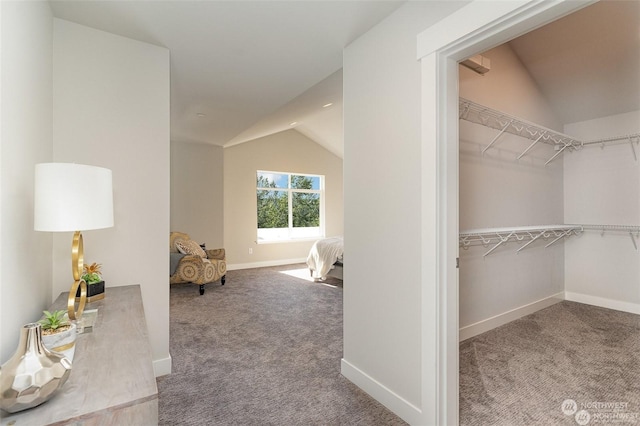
224;129;343;268
170;141;224;248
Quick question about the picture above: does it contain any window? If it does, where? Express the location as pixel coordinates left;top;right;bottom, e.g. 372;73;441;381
256;171;324;242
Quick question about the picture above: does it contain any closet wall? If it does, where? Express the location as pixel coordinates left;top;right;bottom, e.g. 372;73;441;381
564;110;640;312
459;44;565;332
460;42;640;335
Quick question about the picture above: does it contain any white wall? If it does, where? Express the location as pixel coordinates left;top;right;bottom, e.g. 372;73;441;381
53;19;171;375
223;129;343;268
342;1;467;422
564;110;640;311
0;1;54;363
458;43;565;330
170;141;224;248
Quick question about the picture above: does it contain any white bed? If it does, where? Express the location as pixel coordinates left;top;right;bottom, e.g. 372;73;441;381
306;236;343;280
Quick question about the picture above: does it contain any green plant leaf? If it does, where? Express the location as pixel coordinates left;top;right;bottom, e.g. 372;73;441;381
39;309;68;330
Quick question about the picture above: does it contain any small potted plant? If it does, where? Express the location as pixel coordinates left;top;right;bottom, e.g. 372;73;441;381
76;262;105;302
39;310;77;361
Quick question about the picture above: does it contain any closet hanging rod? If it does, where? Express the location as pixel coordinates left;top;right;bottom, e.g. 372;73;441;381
459;225;582;256
577;224;640;232
581;133;640;146
576;224;640;251
459;224;582;237
459;99;640;164
581;133;640;162
459;98;582;153
460;225;640;255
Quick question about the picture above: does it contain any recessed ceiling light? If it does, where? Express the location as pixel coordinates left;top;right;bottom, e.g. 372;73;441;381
196;113;206;117
289;121;298;126
322;103;333;108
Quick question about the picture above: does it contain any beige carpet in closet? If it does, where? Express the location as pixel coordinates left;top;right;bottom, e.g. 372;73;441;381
460;301;640;425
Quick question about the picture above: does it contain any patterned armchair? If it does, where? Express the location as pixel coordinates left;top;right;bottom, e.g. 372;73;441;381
170;232;226;295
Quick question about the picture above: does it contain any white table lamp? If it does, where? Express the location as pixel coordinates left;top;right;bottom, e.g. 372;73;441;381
34;163;114;320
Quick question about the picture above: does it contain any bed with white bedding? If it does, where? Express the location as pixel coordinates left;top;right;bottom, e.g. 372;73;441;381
306;236;343;280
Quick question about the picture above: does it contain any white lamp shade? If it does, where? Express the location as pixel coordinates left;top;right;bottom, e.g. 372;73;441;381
34;163;114;232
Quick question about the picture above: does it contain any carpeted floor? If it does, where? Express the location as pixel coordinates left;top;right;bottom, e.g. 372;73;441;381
158;266;639;425
157;264;407;426
460;301;640;425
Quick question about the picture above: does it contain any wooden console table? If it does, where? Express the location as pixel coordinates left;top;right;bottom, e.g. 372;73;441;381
0;285;158;425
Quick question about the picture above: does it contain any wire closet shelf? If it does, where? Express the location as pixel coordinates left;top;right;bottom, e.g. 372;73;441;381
459;224;640;257
458;98;640;164
578;224;640;250
459;225;582;257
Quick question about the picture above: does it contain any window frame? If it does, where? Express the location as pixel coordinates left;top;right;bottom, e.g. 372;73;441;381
256;170;325;243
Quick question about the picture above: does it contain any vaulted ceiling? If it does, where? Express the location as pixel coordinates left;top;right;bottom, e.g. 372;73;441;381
49;0;406;157
49;1;639;158
508;0;640;125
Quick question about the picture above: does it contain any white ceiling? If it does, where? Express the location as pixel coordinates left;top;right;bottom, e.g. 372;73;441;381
49;1;639;157
508;0;640;125
226;69;344;157
49;0;405;155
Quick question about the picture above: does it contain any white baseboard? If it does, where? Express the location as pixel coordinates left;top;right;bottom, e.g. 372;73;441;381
459;292;564;341
564;291;640;315
153;356;172;377
227;258;306;271
341;359;422;425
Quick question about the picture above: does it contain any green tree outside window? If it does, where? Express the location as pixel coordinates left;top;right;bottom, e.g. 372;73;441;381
256;172;323;239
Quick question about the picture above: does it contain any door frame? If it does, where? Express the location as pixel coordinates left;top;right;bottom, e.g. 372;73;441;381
417;1;597;424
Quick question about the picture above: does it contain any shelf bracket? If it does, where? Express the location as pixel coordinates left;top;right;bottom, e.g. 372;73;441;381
544;233;566;248
483;232;513;257
544;143;569;166
630;231;638;250
517;131;546;160
483;239;505;257
482;120;512;155
516;231;544;253
544;229;577;248
630;137;637;162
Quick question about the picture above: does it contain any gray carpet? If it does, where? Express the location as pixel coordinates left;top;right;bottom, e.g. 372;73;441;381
157;264;407;426
460;301;640;425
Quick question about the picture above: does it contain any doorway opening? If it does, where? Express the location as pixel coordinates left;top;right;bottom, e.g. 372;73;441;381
457;1;640;423
418;1;611;424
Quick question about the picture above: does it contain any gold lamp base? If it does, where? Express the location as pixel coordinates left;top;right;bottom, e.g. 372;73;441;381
68;231;87;321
